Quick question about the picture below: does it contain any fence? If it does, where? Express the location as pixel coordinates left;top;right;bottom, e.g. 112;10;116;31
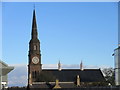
6;87;120;90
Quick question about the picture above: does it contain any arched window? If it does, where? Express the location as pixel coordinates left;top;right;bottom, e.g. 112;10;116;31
35;71;37;78
34;45;37;50
32;71;35;78
36;71;39;77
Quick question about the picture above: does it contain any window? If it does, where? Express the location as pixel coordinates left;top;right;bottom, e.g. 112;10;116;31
35;71;37;78
34;45;37;50
32;71;35;78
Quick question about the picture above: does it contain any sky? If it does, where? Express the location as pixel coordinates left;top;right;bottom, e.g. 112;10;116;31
118;2;120;45
1;2;118;86
0;2;2;60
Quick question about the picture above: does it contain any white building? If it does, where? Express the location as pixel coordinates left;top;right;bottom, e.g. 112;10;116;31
114;1;120;86
114;46;120;86
0;60;14;89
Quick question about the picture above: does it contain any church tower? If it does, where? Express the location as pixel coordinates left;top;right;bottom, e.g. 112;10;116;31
28;9;42;85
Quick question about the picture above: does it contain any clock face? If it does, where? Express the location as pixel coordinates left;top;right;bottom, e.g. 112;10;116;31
32;56;39;64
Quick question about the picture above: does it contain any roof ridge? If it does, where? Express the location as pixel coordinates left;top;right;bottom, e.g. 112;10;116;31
0;60;8;67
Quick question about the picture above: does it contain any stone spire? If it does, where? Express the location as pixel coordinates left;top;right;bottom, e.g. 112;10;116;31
28;9;42;86
58;61;61;71
80;61;83;70
31;9;38;39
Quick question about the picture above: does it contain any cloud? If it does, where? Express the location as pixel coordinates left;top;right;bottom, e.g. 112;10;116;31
8;64;28;87
8;64;112;87
43;64;111;69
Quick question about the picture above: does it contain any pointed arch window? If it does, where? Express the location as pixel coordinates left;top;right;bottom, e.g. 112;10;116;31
32;71;37;79
34;45;37;50
36;71;39;77
35;71;37;78
32;71;35;78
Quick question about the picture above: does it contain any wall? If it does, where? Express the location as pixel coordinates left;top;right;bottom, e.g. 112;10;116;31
114;46;120;86
6;87;120;90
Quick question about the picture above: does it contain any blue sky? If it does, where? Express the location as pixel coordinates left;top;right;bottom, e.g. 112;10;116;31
0;2;2;60
2;2;118;68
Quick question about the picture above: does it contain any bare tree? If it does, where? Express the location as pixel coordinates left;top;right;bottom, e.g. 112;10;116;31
102;67;115;86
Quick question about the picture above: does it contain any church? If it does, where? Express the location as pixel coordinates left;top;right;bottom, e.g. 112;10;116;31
28;10;105;89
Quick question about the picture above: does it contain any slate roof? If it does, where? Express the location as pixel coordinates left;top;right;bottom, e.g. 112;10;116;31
31;83;77;88
31;83;49;88
37;69;105;82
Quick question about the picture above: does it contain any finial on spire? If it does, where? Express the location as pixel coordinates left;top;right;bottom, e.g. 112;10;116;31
58;60;61;71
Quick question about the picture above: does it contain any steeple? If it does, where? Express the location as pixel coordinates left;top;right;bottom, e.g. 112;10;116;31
28;9;42;86
31;9;38;39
